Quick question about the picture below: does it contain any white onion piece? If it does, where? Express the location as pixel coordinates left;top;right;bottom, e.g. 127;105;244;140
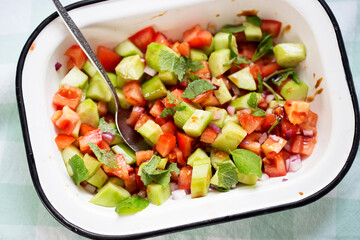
285;158;290;171
137;190;147;198
303;129;314;137
289;154;302;172
172;190;187;200
259;133;268;144
144;65;157;77
227;106;235;116
83;183;97;193
208;123;222;133
270;135;280;142
102;132;114;144
170;182;179;191
259;173;270;181
266;108;273;114
266;94;275;103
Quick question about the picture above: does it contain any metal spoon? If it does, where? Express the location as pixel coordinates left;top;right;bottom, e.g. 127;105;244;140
52;0;150;151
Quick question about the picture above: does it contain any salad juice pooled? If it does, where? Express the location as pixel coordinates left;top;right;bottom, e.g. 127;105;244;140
51;15;317;215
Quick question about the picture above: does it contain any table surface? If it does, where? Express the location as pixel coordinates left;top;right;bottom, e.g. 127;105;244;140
1;0;359;239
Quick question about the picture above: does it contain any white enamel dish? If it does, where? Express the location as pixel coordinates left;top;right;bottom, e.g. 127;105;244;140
16;0;359;239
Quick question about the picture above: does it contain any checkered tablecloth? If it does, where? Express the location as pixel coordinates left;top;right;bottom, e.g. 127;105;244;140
1;0;359;239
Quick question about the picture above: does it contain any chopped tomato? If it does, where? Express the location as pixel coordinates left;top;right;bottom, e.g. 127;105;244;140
96;45;122;72
200;126;218;144
64;45;87;69
260;20;282;38
197;30;213;47
192;61;211;80
178;166;192;190
134;168;145;190
177;132;194;159
129;26;156;51
152;32;170;47
261;114;276;132
299;110;318;136
280;119;299;139
99;141;111;151
123;81;147;107
80;124;96;136
52;84;82;110
238;43;257;60
238;112;265;134
261;62;282;77
261;135;287;159
191;90;214;104
134;114;153;131
290;135;317;156
177;42;190;56
97;101;108;117
124;172;139;194
149;99;165;118
239;132;262;155
136;150;153;166
52;106;80;135
156;133;177;157
284;100;310;125
200;92;220;107
102;154;131;180
126;106;145;127
154;116;169;126
264;152;287;177
161;121;177;136
273;106;285;119
54;134;76;150
250;63;262;79
171;42;181;54
168;147;186;165
78;128;102;153
162;89;189;108
183;24;202;48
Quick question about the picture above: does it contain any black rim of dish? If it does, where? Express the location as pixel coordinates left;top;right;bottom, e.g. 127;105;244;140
15;0;360;239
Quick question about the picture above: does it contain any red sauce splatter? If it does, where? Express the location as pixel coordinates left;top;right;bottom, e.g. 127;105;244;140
299;192;304;195
30;43;36;51
306;88;323;103
315;77;323;89
216;14;220;17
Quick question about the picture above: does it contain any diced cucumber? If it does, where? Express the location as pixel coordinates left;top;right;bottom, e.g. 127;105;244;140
87;167;108;188
208;49;231;78
147;182;171;206
274;43;306;68
115;55;145;81
210;148;230;170
145;42;178;72
76;98;99;128
107;176;125;188
213;32;238;53
141;75;167;100
280;80;308;101
228;66;256;90
114;39;143;57
187;148;210;167
190;49;208;61
243;21;262;42
111;144;136;165
158;71;178;85
89;182;130;207
202;38;214;56
158;158;168;170
238;174;259;185
191;161;212;198
183;110;213;138
86;73;113;102
214;78;232;104
137;120;163;146
268;100;286;109
83;154;101;178
61;145;83;177
211;121;247;153
83;60;97;78
60;66;88;89
224;114;240;125
108;88;131;114
174;101;197;128
205;107;227;128
229;92;261;110
71;119;81;138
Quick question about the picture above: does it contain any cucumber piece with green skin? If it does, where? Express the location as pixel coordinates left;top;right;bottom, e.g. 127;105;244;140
205;107;227;128
158;71;178;85
61;145;83;177
87;167;108;188
71;120;81;138
86;73;113;102
76;98;99;128
210;148;230;170
145;43;179;72
208;49;231;78
141;75;167;100
228;66;256;90
187;148;210;167
243;21;262;42
115;55;145;81
213;32;238;53
83;154;101;178
190;49;208;61
108;88;131;114
229;92;262;110
191;160;212;198
83;60;97;78
107;176;125;188
280;80;309;101
111;144;136;165
224;114;240;125
274;43;306;68
211;121;247;153
268;100;286;109
183;110;213;138
174;101;197;128
238;174;259;185
202;38;214;56
114;39;143;57
89;182;130;207
146;182;171;206
214;78;232;104
137;120;163;146
60;66;88;89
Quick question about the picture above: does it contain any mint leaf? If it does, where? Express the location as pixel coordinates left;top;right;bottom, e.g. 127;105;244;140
257;73;263;93
167;162;180;174
185;72;200;81
267;116;282;134
182;79;216;100
115;195;149;215
189;60;204;72
291;71;300;84
166;91;178;104
68;154;88;185
252;33;273;62
228;33;238;59
221;24;246;33
140;155;176;187
247;92;259;109
159;50;177;72
246;15;262;27
231;149;262;177
99;117;119;136
252;108;266;117
264;68;301;86
215;161;239;190
88;142;117;168
234;56;250;65
174;56;188;81
160;106;186;118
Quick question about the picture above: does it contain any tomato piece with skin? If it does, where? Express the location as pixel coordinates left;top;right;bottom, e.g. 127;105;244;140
156;133;177;157
183;24;202;48
284;100;310;125
264;152;287;177
78;128;102;153
52;84;82;110
64;45;87;69
200;126;218;144
177;42;190;56
97;101;108;117
192;61;211;80
134;114;153;131
191;90;214;104
200;92;221;107
290;135;317;156
124;172;139;194
136;150;154;166
162;89;190;108
280;119;299;139
98;141;111;151
238;43;257;60
261;114;276;132
239;132;262;155
261;62;282;77
178;166;192;190
152;32;170;47
249;63;263;79
123;81;147;107
197;30;213;47
177;132;194;159
126;106;145;127
134;168;145;190
169;147;186;165
129;26;156;51
260;20;282;38
80;124;95;136
171;42;181;54
161;121;177;136
52;106;80;135
238;112;265;134
102;154;131;180
154;116;169;126
149;99;165;118
97;45;122;72
54;134;76;150
261;135;287;159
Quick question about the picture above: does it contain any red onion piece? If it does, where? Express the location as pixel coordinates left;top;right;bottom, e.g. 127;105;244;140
227;106;235;116
259;132;268;144
259;173;270;181
208;123;222;133
285;158;290;171
266;94;275;103
212;110;222;120
282;178;288;182
102;132;114;144
289;154;302;172
185;188;191;195
170;182;179;191
230;82;241;97
284;141;292;152
172;190;187;200
137;190;147;198
55;62;62;71
303;129;314;137
144;65;157;77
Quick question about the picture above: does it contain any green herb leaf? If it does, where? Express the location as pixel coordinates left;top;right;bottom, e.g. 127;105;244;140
228;33;238;59
231;149;262;177
234;56;251;64
181;79;216;100
160;106;186;118
88;142;117;168
174;56;188;81
167;162;180;174
246;15;262;27
264;68;300;86
262;81;283;101
247;92;259;109
215;161;239;190
115;195;149;215
291;71;300;84
252;108;266;117
185;72;200;81
257;73;263;93
267;116;282;133
221;24;246;33
99;117;119;136
68;154;88;185
159;50;177;72
189;60;204;72
252;33;273;62
166;91;178;104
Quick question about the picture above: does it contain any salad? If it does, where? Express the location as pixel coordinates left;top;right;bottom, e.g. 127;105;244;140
51;15;317;215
